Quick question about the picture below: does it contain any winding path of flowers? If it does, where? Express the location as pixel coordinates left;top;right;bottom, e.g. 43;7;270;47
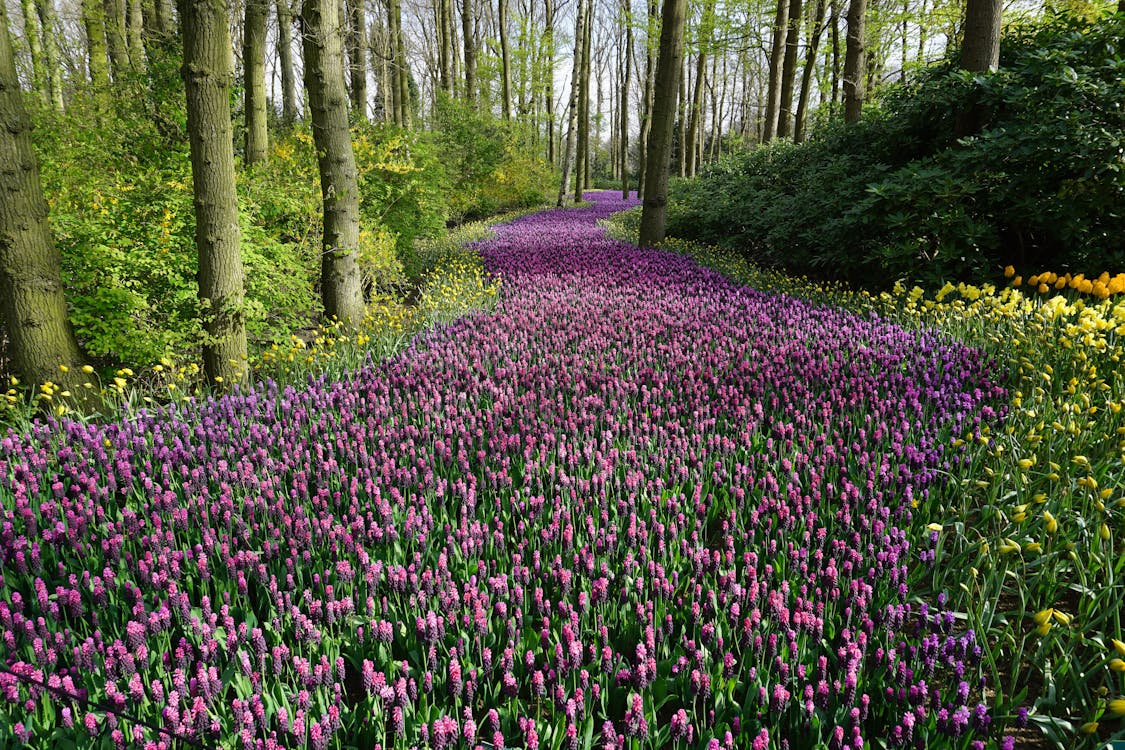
1;193;1008;749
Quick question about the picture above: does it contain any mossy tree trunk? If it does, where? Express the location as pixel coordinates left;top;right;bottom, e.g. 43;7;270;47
244;0;269;164
36;0;65;110
180;0;249;389
83;0;111;91
1;3;89;397
19;0;47;102
104;0;131;80
637;0;686;246
302;0;367;327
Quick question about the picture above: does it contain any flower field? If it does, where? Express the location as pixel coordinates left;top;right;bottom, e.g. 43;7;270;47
1;192;1110;749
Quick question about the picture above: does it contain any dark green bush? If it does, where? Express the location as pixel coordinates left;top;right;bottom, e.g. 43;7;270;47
668;11;1125;288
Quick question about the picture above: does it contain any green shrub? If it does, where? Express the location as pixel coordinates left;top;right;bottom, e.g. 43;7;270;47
669;11;1125;288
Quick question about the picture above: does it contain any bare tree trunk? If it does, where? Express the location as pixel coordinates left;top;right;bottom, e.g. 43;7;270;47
794;0;824;141
498;0;512;118
1;2;90;397
637;0;685;246
348;0;369;117
960;0;1000;72
83;0;111;90
620;0;632;197
829;0;839;114
676;59;685;176
104;0;130;79
371;18;392;120
636;0;656;199
684;0;713;176
573;0;591;203
277;0;299;123
544;0;555;161
463;0;476;103
776;0;802;138
127;0;145;68
244;0;269;163
387;0;409;125
180;0;249;389
557;0;585;206
20;0;47;101
36;0;64;110
302;0;367;326
762;0;789;141
842;0;865;123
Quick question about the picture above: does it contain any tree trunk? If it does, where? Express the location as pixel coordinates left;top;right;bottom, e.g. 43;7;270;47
498;0;512;118
277;0;299;123
370;20;391;120
684;0;713;176
347;0;369;118
573;0;591;203
83;0;111;90
620;0;632;198
392;0;411;125
302;0;367;327
794;0;824;141
180;0;249;389
104;0;130;79
244;0;269;164
776;0;802;138
20;0;47;101
544;0;555;161
960;0;1000;72
637;0;685;246
127;0;145;69
676;59;685;176
35;0;65;110
557;0;585;206
636;0;656;199
462;0;476;103
762;0;789;141
842;0;865;123
829;0;839;115
1;1;90;398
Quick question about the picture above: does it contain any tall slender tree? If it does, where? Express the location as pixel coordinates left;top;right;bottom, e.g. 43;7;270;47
244;0;270;164
83;0;111;91
498;0;512;117
544;0;555;161
20;0;46;100
637;0;686;245
347;0;369;117
620;0;633;197
793;0;825;140
463;0;477;103
302;0;367;327
636;0;657;198
36;0;65;110
180;0;249;388
762;0;789;140
104;0;130;79
842;0;865;122
776;0;803;137
1;0;89;397
277;0;299;123
557;0;586;205
685;0;715;175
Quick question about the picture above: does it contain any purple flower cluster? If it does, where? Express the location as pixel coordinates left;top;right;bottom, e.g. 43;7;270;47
1;192;1007;747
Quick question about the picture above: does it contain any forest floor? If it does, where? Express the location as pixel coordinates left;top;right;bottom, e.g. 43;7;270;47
0;192;1108;749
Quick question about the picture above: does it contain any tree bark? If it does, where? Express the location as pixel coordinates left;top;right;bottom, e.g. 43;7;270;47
83;0;111;91
277;0;299;123
762;0;789;141
842;0;865;123
776;0;802;138
829;0;839;115
676;58;685;175
959;0;1000;72
636;0;656;199
793;0;824;141
544;0;555;161
104;0;131;79
620;0;632;197
35;0;65;110
127;0;145;69
637;0;685;246
573;0;591;203
302;0;367;327
180;0;249;389
20;0;47;101
347;0;369;117
498;0;512;118
243;0;269;163
1;1;89;398
390;0;411;126
557;0;585;206
684;0;713;176
462;0;476;103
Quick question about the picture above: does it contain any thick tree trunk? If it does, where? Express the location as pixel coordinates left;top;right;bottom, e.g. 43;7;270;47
347;0;369;117
842;0;865;123
0;2;89;398
83;0;111;90
127;0;145;68
244;0;269;163
104;0;131;79
462;0;476;103
180;0;249;389
277;0;299;123
762;0;789;141
637;0;685;246
498;0;512;117
620;0;632;198
557;0;585;206
960;0;1000;72
776;0;802;138
302;0;367;327
794;0;825;141
35;0;65;110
